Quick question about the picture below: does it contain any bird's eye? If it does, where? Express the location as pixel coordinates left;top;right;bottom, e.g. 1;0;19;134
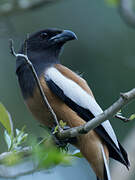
40;32;48;39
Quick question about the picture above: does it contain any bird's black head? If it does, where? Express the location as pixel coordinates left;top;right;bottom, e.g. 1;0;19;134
16;29;77;98
16;28;77;73
25;28;77;57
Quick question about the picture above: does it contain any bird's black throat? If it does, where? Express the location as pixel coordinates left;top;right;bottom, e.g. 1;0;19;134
16;49;60;99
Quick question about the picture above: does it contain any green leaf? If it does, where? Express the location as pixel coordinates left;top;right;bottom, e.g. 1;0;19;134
32;138;72;169
53;120;67;134
72;150;83;158
59;120;67;128
2;152;22;166
4;130;12;150
105;0;120;6
129;114;135;121
15;128;28;144
54;126;59;134
0;103;13;135
9;128;28;151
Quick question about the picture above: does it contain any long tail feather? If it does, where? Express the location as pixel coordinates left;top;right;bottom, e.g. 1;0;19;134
101;145;111;180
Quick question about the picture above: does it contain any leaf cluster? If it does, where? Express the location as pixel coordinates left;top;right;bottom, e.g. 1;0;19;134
0;103;82;170
105;0;120;6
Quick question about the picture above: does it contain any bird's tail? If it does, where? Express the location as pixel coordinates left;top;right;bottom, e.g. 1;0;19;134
78;131;111;180
97;145;111;180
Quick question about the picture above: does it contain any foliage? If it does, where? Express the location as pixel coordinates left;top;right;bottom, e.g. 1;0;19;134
105;0;120;6
116;110;135;122
0;103;13;135
4;127;28;151
129;114;135;121
72;150;83;158
33;138;72;169
54;120;67;133
2;151;23;166
0;103;82;170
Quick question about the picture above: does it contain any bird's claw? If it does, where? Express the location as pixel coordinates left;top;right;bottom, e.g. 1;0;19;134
51;126;77;148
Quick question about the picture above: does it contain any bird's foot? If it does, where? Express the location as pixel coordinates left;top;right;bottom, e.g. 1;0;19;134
51;126;77;148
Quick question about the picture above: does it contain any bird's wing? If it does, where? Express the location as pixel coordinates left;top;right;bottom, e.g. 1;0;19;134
45;66;129;167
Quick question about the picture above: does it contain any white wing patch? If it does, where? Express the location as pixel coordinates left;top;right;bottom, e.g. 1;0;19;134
45;67;119;148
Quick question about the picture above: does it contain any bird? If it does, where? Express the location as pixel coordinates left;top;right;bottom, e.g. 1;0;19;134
16;28;129;180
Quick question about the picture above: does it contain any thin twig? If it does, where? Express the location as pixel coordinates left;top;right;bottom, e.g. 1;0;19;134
9;39;62;132
119;0;135;28
0;0;57;17
115;114;130;123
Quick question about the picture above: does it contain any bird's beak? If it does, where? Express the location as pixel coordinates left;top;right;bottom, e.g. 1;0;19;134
50;30;77;43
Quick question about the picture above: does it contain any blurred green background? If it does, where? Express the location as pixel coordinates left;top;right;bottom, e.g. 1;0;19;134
0;0;135;179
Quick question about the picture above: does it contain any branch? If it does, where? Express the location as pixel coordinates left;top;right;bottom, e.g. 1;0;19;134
57;90;135;139
0;147;39;179
0;0;58;17
119;0;135;28
115;114;130;123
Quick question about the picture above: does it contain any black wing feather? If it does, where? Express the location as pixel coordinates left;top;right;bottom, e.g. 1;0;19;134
95;126;129;168
47;79;94;121
46;78;129;168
